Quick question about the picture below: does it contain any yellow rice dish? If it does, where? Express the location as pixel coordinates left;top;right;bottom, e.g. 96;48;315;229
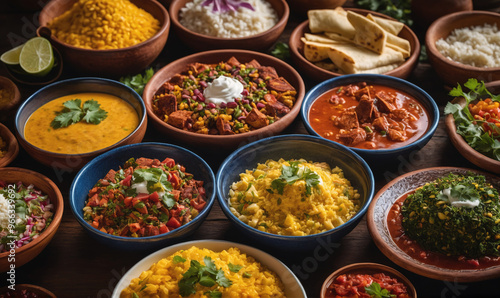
121;246;286;298
228;159;361;236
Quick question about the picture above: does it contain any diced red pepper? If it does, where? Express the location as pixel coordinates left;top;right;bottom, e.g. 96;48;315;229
129;223;141;233
136;193;150;201
162;158;175;168
168;171;181;188
166;217;181;229
190;198;206;211
159;224;169;234
123;196;133;207
149;191;160;203
120;175;132;187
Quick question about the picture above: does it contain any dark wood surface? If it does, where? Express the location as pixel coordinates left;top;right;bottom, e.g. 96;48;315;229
0;2;499;297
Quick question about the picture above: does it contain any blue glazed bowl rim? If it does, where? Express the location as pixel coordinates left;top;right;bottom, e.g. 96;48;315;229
69;142;216;243
300;74;440;156
15;77;147;157
216;134;375;240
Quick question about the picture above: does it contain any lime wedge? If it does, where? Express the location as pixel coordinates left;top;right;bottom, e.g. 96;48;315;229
19;37;54;77
0;44;24;65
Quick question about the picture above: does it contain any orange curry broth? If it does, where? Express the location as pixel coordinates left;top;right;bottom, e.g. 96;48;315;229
308;84;429;149
388;193;500;270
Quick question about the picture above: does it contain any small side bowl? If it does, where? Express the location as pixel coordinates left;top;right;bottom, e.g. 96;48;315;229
0;167;64;272
426;11;500;87
301;74;439;165
216;134;374;251
169;0;289;51
15;77;147;171
0;76;21;111
289;8;420;82
69;142;215;251
320;263;417;298
37;0;170;77
0;123;19;167
143;49;305;149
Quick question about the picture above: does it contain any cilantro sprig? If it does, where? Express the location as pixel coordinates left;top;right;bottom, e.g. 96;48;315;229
271;42;291;61
50;99;108;129
270;161;320;196
178;256;232;297
119;67;154;96
133;168;176;208
365;282;396;298
445;79;500;161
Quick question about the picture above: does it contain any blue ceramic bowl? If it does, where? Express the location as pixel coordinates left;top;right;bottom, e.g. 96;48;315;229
301;74;439;165
70;142;215;251
15;77;147;171
216;134;374;251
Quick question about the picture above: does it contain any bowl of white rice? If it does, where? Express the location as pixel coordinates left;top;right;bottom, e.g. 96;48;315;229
169;0;289;51
426;10;500;87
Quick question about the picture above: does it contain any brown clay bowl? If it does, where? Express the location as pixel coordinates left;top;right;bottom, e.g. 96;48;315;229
320;263;417;298
0;123;19;168
426;11;500;87
37;0;169;77
15;77;147;171
289;8;420;82
0;284;57;297
367;167;500;282
143;49;305;149
444;81;500;174
169;0;289;51
0;76;20;111
287;0;347;18
0;167;64;272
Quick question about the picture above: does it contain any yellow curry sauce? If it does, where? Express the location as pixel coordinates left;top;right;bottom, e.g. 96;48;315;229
24;92;139;154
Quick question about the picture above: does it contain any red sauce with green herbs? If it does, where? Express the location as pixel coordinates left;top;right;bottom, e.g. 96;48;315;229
325;272;410;298
388;193;500;270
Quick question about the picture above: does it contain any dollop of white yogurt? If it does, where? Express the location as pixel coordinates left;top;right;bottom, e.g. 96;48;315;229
439;188;480;208
203;76;243;106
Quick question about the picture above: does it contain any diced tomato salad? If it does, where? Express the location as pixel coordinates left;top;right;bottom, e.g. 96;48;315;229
325;273;410;298
470;98;500;136
83;157;207;237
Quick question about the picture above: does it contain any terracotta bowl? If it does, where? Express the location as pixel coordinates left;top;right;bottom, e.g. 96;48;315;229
0;284;56;297
426;11;500;87
0;76;20;111
289;8;420;82
444;81;500;174
287;0;347;18
367;167;500;282
0;123;19;168
169;0;289;51
37;0;169;77
0;167;64;272
320;263;417;298
15;77;147;171
142;49;305;149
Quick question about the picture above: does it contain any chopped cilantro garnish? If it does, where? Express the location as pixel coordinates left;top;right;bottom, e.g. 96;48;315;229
50;98;108;128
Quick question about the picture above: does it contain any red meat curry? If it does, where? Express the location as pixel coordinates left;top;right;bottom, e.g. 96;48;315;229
308;82;429;149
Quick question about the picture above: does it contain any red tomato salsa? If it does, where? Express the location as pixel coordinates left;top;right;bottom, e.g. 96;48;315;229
83;157;207;237
325;273;410;298
308;82;429;149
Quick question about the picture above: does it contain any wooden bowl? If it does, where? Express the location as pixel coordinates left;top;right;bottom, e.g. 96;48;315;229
444;81;500;174
15;78;147;171
0;284;56;297
0;168;64;272
142;49;305;149
426;11;500;87
37;0;169;77
320;263;417;298
287;0;347;18
0;76;20;111
169;0;289;51
367;167;500;282
0;123;19;168
289;8;420;82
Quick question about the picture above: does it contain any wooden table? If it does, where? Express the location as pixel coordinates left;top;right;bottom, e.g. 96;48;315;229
0;2;498;297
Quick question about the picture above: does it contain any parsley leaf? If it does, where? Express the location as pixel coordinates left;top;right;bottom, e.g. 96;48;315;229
365;282;395;298
119;67;155;96
228;263;243;272
270;161;320;196
271;42;291;60
50;98;108;129
178;256;232;297
173;255;186;264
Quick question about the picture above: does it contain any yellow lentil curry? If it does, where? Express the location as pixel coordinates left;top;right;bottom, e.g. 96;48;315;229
24;92;139;154
47;0;160;50
121;246;286;297
229;159;361;236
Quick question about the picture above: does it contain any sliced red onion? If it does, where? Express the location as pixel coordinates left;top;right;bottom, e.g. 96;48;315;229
256;102;265;109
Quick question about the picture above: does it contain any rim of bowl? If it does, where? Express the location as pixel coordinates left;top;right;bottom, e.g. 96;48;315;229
169;0;289;41
0;167;64;258
426;10;500;72
300;73;440;156
289;8;421;79
69;142;216;243
38;0;170;53
15;77;147;158
0;123;19;168
143;49;305;141
0;76;21;110
216;134;375;240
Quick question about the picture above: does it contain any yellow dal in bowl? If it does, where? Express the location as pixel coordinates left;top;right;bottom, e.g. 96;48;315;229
121;246;286;297
24;92;139;154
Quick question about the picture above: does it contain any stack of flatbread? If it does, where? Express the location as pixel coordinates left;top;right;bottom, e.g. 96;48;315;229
301;7;411;74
